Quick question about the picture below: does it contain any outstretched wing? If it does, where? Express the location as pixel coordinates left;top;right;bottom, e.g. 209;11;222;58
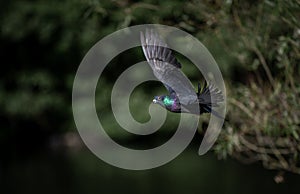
140;29;197;105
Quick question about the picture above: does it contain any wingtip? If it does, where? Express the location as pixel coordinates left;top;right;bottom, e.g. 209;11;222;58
197;80;224;105
197;82;201;94
140;28;183;69
140;31;145;46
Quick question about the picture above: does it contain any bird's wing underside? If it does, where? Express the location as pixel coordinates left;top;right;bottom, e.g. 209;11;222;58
140;29;198;105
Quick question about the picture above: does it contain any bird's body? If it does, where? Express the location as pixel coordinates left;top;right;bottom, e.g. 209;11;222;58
141;29;224;118
153;82;222;116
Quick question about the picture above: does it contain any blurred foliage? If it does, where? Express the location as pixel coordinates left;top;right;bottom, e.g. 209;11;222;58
0;0;300;175
209;0;300;175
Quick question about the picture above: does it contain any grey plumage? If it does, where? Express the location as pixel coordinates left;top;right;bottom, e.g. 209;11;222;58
140;29;198;105
141;29;224;118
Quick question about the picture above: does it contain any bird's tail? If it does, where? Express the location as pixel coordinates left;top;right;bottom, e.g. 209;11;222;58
197;82;226;120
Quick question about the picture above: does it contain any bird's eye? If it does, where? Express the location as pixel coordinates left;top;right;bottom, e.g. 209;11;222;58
157;96;161;100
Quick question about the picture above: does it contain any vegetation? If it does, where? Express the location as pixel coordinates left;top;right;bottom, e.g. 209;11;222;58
1;0;299;177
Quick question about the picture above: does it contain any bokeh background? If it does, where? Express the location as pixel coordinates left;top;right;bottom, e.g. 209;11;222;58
1;0;300;193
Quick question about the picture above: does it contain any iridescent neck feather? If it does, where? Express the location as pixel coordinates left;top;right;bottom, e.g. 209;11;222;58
163;96;174;106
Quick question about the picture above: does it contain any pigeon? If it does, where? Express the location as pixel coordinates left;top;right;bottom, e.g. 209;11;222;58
140;29;224;118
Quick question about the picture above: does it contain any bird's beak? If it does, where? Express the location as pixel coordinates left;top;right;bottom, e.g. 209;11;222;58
152;99;157;103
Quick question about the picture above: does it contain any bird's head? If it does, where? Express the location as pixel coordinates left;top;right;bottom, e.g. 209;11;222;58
153;95;174;108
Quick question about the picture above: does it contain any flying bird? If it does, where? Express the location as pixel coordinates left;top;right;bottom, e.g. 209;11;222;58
140;29;224;118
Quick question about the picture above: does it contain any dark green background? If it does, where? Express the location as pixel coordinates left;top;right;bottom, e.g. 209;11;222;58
1;0;299;193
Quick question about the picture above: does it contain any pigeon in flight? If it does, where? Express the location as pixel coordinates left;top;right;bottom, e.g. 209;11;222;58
140;29;224;118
